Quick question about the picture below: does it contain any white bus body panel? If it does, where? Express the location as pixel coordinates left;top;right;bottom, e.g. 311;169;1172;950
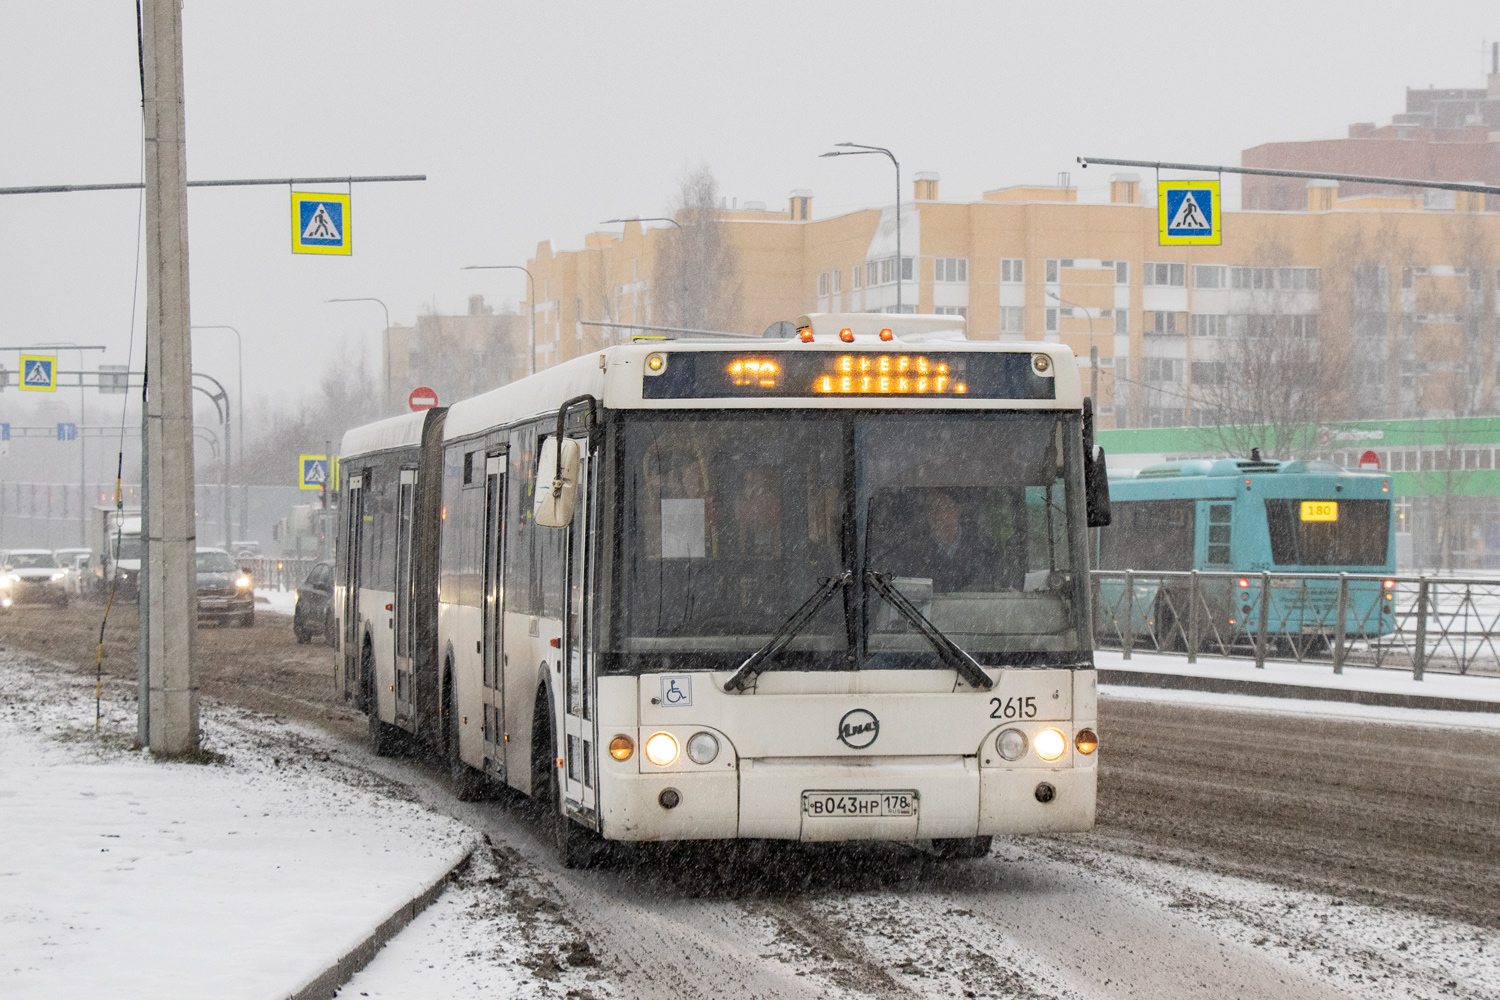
360;586;396;723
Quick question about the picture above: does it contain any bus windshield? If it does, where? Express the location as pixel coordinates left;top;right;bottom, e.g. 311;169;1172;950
614;411;1086;671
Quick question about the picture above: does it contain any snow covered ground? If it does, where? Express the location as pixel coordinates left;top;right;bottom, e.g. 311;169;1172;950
0;657;474;1000
1097;647;1500;704
255;587;297;616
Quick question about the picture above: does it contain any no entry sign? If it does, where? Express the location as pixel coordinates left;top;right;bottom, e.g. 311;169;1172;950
409;386;438;411
1359;449;1380;470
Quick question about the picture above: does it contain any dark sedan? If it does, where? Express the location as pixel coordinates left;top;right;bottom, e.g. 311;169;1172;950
293;561;337;646
196;548;254;627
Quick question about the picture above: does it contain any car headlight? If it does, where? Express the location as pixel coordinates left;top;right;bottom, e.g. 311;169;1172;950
50;572;66;582
686;731;719;765
996;728;1028;761
235;576;252;588
1034;728;1067;761
643;732;679;767
0;577;10;588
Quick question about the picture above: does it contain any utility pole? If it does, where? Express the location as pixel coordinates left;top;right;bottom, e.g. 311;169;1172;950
142;0;198;754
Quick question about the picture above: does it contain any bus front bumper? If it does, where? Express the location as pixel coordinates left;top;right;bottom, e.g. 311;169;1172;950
597;755;1095;843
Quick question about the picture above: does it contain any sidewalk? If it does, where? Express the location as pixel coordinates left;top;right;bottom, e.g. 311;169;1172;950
0;658;474;1000
1097;648;1500;713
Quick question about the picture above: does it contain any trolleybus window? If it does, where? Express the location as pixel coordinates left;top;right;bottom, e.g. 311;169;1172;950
1264;498;1390;566
614;411;1087;669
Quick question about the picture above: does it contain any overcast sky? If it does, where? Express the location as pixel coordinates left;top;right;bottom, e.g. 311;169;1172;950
1;0;1496;426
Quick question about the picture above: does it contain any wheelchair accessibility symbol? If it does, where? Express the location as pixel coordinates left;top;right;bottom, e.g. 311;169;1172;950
660;675;693;708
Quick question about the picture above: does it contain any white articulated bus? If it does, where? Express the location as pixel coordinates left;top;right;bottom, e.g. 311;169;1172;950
335;313;1111;865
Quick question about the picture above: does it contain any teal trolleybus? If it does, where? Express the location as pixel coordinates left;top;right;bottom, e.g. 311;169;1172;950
1095;457;1396;650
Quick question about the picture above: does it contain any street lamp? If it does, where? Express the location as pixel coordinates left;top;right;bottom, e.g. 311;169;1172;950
1047;290;1099;405
192;325;243;540
600;217;682;229
461;265;536;376
326;298;392;410
821;142;902;313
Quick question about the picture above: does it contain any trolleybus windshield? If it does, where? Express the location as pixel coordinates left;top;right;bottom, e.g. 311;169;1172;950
614;411;1086;672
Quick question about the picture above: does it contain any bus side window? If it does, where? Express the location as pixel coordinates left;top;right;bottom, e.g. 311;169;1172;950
1207;503;1232;565
504;427;534;616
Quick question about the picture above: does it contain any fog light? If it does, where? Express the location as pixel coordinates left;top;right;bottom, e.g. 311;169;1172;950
995;728;1028;761
686;731;719;764
644;731;679;766
1035;782;1056;803
1034;728;1066;761
608;734;634;761
1075;728;1098;755
658;788;681;810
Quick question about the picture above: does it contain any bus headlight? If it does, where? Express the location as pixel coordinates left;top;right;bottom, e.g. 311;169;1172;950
1034;728;1067;761
996;728;1028;761
644;732;679;767
608;734;634;761
1075;728;1098;755
686;731;719;764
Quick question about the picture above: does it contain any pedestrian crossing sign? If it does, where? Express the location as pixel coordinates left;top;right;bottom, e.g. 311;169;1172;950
1157;180;1221;246
20;355;57;392
299;454;330;490
291;192;352;255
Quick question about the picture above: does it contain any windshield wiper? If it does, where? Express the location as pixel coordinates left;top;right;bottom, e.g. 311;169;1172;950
723;570;852;693
864;571;993;690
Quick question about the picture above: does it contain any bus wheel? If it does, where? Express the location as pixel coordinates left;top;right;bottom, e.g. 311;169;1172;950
931;836;993;860
365;639;402;757
533;696;599;869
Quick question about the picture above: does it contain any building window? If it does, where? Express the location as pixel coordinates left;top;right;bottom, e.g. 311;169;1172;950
1114;309;1128;334
852;264;862;289
832;269;842;294
1194;265;1225;289
1231;267;1272;289
1046;259;1059;283
1290;314;1318;338
1115;261;1129;285
867;261;879;287
1000;307;1025;333
934;306;968;317
901;257;913;281
1144;262;1185;287
817;272;829;297
1001;258;1024;283
934;257;968;282
1191;360;1225;385
1045;308;1058;332
1149;311;1183;335
1191;314;1228;337
1277;267;1319;290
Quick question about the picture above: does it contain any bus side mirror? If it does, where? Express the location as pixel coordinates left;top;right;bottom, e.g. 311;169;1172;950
1082;398;1112;527
534;436;581;528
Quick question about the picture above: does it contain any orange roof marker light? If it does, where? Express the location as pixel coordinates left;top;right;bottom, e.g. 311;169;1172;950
798;326;814;343
879;328;894;342
839;327;855;343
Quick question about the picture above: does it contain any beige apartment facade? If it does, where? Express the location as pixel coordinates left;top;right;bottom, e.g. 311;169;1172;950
523;176;1500;429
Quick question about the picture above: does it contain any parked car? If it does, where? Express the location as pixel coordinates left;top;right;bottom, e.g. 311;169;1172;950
1;550;70;608
293;561;336;646
195;548;254;627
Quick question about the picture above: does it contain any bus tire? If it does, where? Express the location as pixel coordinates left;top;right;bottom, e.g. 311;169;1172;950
532;689;599;869
931;836;993;860
365;638;402;757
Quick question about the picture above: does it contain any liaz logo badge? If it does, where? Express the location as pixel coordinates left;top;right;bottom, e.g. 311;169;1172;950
837;708;880;749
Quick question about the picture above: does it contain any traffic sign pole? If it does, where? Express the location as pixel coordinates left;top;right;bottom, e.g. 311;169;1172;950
142;0;199;755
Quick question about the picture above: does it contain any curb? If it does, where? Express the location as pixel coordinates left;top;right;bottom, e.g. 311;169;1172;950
1097;668;1500;714
285;843;475;1000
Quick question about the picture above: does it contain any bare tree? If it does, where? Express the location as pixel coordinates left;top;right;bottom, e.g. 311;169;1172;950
1191;237;1344;458
654;164;743;333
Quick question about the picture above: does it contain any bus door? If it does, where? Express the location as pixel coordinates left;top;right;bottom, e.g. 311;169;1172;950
561;442;596;820
481;454;506;778
1196;500;1236;642
342;472;365;703
394;468;418;728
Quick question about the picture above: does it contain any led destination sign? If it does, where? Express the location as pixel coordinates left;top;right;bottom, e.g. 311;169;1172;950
643;351;1055;400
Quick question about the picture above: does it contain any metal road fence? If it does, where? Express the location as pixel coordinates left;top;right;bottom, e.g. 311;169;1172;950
242;556;320;591
1091;569;1500;679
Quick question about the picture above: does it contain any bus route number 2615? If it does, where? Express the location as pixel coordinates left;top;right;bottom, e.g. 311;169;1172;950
990;696;1037;719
